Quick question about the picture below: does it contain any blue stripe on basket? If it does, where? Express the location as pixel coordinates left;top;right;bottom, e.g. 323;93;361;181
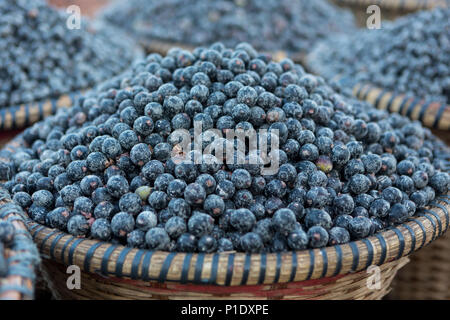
60;236;75;263
180;253;193;284
391;228;405;260
49;233;66;260
406;98;421;117
241;254;251;285
115;247;133;278
433;102;447;129
68;238;85;266
355;83;365;98
333;245;342;276
38;101;44;121
83;242;103;272
159;252;176;283
420;213;437;241
289;251;297;282
258;253;267;284
362;239;374;268
320;248;328;278
439;195;450;202
51;97;57;114
0;108;5;130
362;85;373;100
375;234;387;265
209;254;219;284
141;251;154;281
130;250;145;280
418;101;432;122
100;245;117;276
25;103;30;126
39;230;59;252
374;89;388;108
423;209;442;236
386;92;397;113
11;107;16;127
349;242;359;271
429;202;449;230
274;252;282;283
404;225;416;255
398;96;411;115
194;253;205;283
306;250;315;280
28;224;40;232
31;225;46;239
409;218;427;249
225;254;235;286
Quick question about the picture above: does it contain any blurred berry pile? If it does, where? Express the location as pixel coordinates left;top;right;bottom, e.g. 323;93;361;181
309;8;450;103
0;0;136;108
100;0;356;55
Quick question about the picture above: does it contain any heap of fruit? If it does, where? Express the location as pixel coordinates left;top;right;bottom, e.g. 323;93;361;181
0;42;448;253
0;0;137;108
308;8;450;103
100;0;356;55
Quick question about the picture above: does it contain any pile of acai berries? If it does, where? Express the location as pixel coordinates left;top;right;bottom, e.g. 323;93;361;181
100;0;356;55
308;8;450;103
1;42;449;254
0;0;137;108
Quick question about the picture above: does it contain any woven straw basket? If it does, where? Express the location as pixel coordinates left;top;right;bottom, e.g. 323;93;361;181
0;189;40;300
389;230;450;299
351;83;450;131
0;93;81;131
2;136;450;300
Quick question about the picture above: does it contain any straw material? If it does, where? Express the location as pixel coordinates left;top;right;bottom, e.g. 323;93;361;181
352;83;450;131
0;92;81;131
389;230;450;300
40;256;408;300
0;189;40;300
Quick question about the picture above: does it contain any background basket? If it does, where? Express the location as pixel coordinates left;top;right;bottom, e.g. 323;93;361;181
0;188;40;300
305;50;450;131
351;83;450;131
0;92;81;131
389;230;450;299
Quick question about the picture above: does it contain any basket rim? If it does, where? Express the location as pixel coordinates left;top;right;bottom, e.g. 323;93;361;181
2;136;450;287
0;190;40;300
26;196;449;286
0;92;82;131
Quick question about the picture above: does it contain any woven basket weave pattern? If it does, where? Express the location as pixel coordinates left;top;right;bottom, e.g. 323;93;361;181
0;190;40;300
0;92;81;131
